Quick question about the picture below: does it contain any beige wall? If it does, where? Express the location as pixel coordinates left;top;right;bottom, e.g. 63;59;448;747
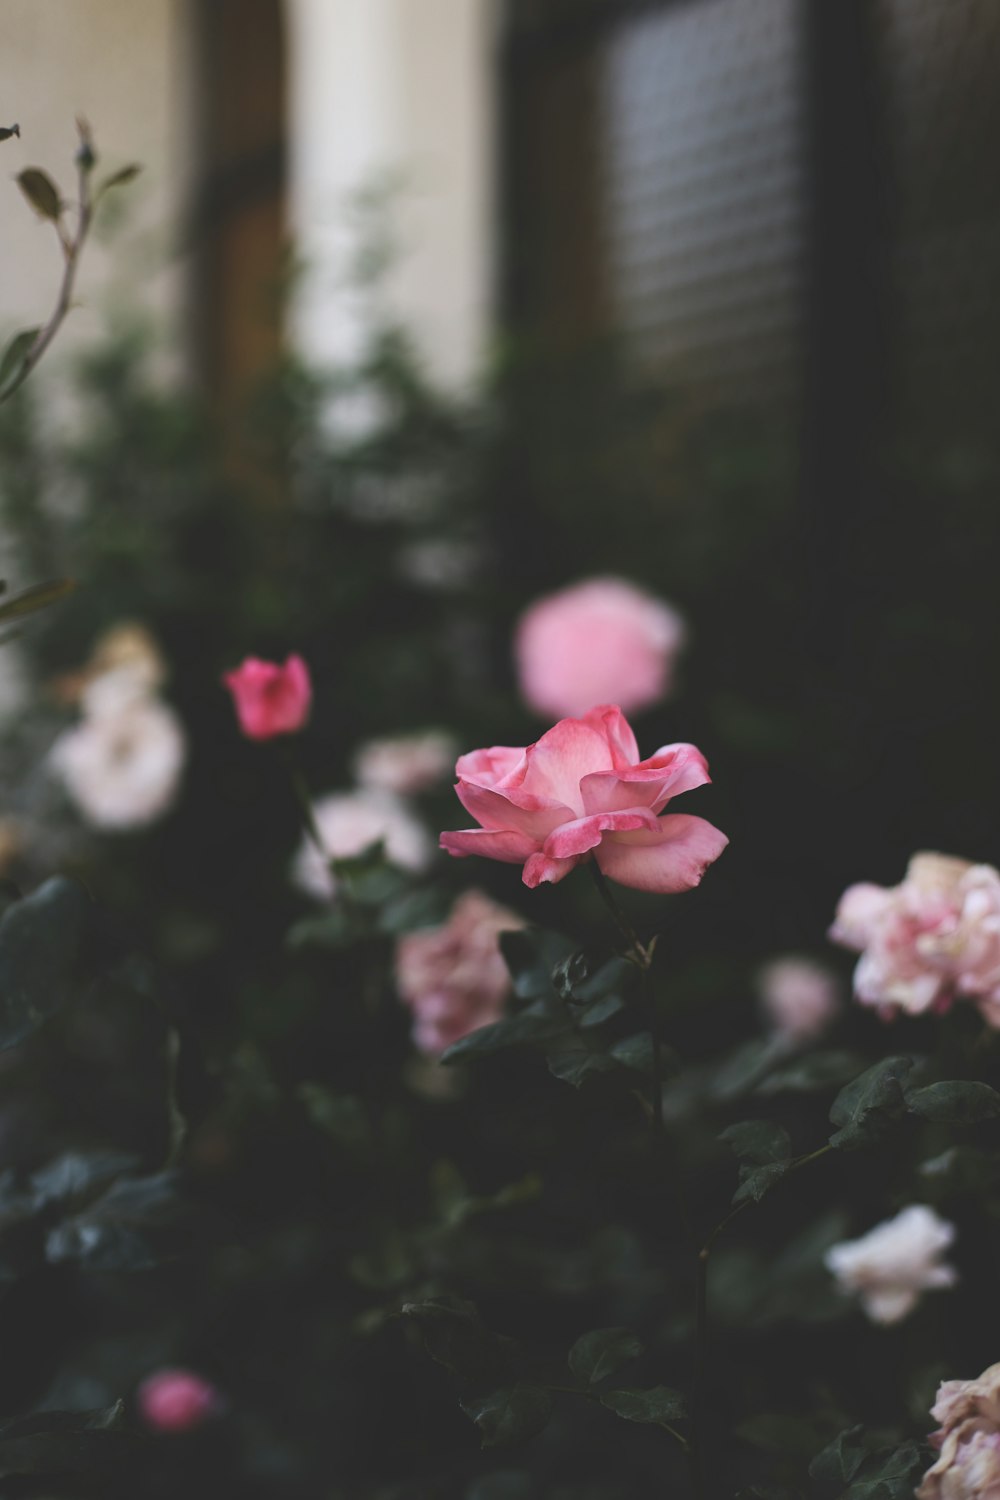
285;0;498;392
0;0;190;376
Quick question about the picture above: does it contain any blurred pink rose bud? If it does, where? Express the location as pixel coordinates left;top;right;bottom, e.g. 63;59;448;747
515;577;686;720
395;889;525;1055
354;730;457;795
756;956;839;1040
918;1363;1000;1499
223;655;312;740
824;1204;957;1325
137;1368;222;1433
441;703;727;894
830;853;1000;1022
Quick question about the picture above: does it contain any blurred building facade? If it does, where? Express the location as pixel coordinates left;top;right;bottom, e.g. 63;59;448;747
1;0;1000;448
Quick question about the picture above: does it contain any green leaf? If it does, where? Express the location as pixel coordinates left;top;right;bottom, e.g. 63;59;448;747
721;1120;793;1205
575;991;627;1028
720;1120;792;1164
401;1299;510;1389
44;1171;179;1271
29;1150;140;1209
755;1050;867;1096
567;1327;644;1385
0;877;90;1049
843;1442;926;1500
733;1161;791;1205
98;162;141;194
710;1034;791;1101
609;1032;656;1073
0;329;40;396
828;1056;917;1151
376;885;452;935
330;842;411;905
809;1427;867;1493
499;928;577;999
0;578;75;622
460;1386;553;1448
546;1037;618;1088
0;1401;136;1480
600;1386;687;1426
906;1080;1000;1125
288;906;369;950
441;1005;565;1064
16;167;62;220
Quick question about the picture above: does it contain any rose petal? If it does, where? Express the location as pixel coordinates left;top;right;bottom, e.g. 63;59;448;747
523;851;581;887
595;814;729;893
507;717;615;811
580;705;640;767
455;780;573;837
440;828;540;863
455;744;526;786
542;807;660;860
580;742;710;815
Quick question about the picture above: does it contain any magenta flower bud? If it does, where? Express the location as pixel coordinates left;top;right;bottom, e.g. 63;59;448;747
223;655;312;740
137;1368;222;1433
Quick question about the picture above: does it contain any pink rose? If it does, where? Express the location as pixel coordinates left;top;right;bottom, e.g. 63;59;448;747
830;853;1000;1021
395;889;525;1055
440;703;727;893
918;1364;1000;1499
515;577;686;720
223;655;312;740
137;1368;222;1433
757;956;839;1040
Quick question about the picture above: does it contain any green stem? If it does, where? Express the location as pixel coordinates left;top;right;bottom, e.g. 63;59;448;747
278;743;327;860
164;1026;187;1169
588;859;648;963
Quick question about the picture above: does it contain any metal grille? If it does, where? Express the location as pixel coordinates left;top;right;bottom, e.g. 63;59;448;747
601;0;804;403
875;0;1000;434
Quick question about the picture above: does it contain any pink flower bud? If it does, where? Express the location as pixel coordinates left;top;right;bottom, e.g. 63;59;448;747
223;655;312;740
136;1368;222;1433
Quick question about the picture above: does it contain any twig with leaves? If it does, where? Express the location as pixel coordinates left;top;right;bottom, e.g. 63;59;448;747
0;117;140;405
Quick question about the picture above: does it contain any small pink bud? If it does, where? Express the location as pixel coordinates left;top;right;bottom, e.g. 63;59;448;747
223;655;312;740
137;1368;222;1433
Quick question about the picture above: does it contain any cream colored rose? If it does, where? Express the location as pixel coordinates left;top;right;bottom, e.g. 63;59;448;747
823;1204;957;1324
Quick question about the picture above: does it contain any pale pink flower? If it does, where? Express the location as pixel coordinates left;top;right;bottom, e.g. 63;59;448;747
824;1204;957;1324
515;577;686;720
757;956;839;1040
291;789;432;902
395;889;525;1055
918;1364;1000;1499
441;703;727;893
223;655;312;740
830;853;1000;1021
354;730;457;795
51;688;186;830
137;1368;222;1433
